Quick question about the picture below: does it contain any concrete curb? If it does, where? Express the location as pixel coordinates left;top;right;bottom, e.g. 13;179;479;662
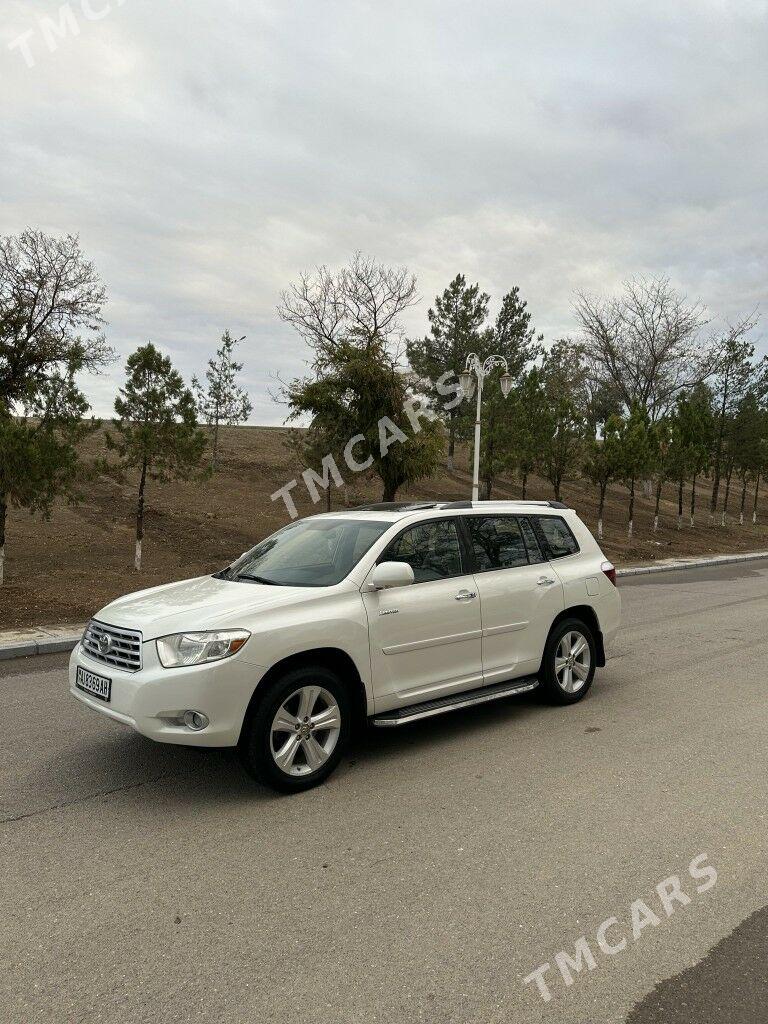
0;627;85;662
2;550;768;660
617;550;768;578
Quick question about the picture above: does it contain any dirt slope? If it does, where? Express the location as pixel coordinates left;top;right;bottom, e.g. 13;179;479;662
2;424;767;630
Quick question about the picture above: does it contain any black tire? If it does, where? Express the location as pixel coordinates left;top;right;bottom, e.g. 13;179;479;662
239;664;351;793
539;617;597;705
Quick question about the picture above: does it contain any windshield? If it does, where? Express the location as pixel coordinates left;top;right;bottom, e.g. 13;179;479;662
216;517;391;587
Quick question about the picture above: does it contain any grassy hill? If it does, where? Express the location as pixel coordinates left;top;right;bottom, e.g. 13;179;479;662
3;423;767;630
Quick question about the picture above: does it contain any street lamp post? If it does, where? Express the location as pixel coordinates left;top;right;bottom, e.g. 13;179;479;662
459;353;514;502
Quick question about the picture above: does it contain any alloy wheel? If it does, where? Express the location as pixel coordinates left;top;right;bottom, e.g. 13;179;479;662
554;630;591;693
270;685;342;777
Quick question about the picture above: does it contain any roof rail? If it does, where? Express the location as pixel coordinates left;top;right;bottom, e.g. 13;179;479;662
353;501;439;512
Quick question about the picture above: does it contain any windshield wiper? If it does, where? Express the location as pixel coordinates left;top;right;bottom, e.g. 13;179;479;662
236;573;284;586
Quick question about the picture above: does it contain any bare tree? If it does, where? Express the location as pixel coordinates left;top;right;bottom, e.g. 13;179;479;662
277;251;418;368
574;275;713;419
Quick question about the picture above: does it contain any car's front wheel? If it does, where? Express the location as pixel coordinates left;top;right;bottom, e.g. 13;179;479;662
240;664;351;792
539;617;596;704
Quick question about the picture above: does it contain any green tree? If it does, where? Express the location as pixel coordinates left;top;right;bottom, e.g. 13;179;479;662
106;343;206;570
538;340;587;502
406;274;489;468
192;330;252;470
583;427;622;541
708;315;765;519
507;366;549;498
474;287;543;499
608;406;655;541
730;394;765;526
0;229;111;585
285;341;442;503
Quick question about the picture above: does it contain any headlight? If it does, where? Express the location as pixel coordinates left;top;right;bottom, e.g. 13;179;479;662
156;630;250;668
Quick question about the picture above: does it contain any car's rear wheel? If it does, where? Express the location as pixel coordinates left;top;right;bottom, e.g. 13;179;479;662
539;617;596;704
240;665;351;792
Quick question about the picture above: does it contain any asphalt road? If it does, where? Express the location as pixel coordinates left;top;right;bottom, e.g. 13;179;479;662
2;562;767;1024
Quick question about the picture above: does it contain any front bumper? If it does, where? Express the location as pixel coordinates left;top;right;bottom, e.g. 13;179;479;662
68;640;266;747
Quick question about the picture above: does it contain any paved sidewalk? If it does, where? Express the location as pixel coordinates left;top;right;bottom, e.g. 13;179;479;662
2;548;768;660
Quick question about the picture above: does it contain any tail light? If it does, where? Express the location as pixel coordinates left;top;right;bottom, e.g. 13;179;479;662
601;560;617;587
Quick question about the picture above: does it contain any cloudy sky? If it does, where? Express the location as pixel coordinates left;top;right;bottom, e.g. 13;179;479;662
2;0;767;422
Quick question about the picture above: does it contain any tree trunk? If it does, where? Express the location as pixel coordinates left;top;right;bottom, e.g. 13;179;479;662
484;477;492;500
447;411;456;471
739;475;747;526
653;479;662;532
721;460;734;526
211;419;220;472
628;477;635;541
0;494;7;587
710;383;729;515
382;481;397;502
521;471;528;500
677;478;684;530
690;473;697;527
597;483;606;540
553;478;562;502
135;456;148;571
753;474;760;525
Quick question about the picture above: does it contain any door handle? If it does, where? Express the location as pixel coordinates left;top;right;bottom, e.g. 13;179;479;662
455;589;477;601
537;576;556;587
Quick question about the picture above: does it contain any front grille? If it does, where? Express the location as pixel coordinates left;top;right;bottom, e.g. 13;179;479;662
82;620;143;672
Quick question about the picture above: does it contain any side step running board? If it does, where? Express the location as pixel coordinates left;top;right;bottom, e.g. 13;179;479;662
371;676;539;728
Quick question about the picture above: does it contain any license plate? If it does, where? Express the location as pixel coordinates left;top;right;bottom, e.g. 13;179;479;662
76;665;112;702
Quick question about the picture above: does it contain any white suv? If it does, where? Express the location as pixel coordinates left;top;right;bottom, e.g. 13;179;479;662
69;501;620;792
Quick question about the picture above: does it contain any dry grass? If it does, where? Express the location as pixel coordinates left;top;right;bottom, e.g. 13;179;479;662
2;424;767;630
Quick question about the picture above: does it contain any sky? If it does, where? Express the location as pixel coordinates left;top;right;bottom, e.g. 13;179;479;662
2;0;767;423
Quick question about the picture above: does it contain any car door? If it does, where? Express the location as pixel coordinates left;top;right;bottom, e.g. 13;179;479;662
362;517;483;711
461;514;565;683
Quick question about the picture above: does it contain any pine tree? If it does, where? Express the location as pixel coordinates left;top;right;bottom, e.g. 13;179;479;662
474;286;542;498
106;343;206;570
609;406;655;542
406;274;489;468
192;331;252;470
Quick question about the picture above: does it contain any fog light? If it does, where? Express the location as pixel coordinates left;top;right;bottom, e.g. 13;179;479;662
183;710;209;731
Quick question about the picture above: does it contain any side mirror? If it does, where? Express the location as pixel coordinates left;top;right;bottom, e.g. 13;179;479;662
369;561;415;590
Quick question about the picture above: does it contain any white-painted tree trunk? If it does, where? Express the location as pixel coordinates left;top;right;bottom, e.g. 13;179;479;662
753;511;757;525
720;511;726;527
677;514;682;531
134;539;142;571
597;518;603;540
690;515;695;527
0;545;4;587
739;511;744;525
653;514;659;532
628;519;633;541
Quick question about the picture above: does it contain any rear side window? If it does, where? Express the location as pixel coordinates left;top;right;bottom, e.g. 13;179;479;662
534;516;579;558
519;518;547;564
465;516;529;571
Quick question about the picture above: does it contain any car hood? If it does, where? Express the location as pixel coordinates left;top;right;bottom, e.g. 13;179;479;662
94;574;333;641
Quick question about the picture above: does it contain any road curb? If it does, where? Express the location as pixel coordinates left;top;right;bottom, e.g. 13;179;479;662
0;630;84;662
617;550;768;578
